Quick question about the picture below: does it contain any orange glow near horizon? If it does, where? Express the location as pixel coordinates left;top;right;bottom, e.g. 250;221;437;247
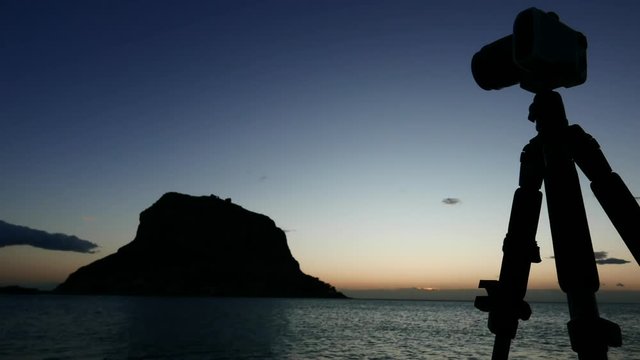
3;244;640;292
0;246;98;288
304;255;640;291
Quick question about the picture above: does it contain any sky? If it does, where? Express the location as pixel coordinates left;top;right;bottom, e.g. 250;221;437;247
2;0;640;295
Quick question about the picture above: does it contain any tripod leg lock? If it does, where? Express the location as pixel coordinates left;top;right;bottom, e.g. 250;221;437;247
502;235;542;263
567;317;622;354
475;280;533;338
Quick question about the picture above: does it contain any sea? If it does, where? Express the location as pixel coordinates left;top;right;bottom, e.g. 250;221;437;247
1;295;639;359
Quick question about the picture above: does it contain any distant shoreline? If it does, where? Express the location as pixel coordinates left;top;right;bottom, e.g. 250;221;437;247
0;285;44;295
4;285;640;303
339;287;640;304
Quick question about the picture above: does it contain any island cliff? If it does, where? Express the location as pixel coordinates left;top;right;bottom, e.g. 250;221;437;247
56;192;345;298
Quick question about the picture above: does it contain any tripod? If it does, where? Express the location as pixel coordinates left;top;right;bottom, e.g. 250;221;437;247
475;91;640;359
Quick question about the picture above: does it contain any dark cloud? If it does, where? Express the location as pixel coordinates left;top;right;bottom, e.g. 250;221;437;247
442;198;461;205
550;251;629;265
617;283;625;287
593;251;607;260
596;258;630;265
0;220;98;253
593;251;630;265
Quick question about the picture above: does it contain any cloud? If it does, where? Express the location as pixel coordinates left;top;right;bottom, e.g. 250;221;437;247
594;251;630;265
549;251;630;265
617;283;625;287
596;258;630;265
0;220;98;253
442;198;461;205
593;251;607;260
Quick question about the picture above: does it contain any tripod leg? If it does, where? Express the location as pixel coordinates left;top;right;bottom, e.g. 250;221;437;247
569;124;640;265
544;144;623;356
532;91;620;359
476;137;544;360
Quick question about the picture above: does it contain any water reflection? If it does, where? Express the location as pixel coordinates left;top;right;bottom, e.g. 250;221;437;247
0;296;638;359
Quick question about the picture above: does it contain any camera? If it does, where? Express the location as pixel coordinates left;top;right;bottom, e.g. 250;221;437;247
471;7;587;93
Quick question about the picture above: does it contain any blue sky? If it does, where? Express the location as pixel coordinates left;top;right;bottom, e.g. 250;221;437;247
1;0;640;291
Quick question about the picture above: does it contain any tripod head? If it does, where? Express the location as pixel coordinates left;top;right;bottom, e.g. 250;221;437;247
471;7;587;94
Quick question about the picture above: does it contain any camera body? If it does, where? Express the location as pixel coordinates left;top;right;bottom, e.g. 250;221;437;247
472;7;587;93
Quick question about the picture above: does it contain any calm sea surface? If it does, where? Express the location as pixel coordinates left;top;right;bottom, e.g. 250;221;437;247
1;295;639;359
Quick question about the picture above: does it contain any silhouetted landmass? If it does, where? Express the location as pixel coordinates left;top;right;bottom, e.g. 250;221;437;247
0;285;44;294
56;193;345;298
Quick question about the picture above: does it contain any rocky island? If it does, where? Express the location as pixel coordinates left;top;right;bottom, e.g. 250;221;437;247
56;192;345;298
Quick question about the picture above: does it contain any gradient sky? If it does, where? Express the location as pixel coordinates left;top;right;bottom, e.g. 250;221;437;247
2;0;640;292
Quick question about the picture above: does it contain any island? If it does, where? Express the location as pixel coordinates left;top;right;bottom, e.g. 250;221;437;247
56;192;345;298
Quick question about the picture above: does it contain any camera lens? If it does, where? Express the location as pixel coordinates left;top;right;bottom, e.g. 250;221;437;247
471;35;520;91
